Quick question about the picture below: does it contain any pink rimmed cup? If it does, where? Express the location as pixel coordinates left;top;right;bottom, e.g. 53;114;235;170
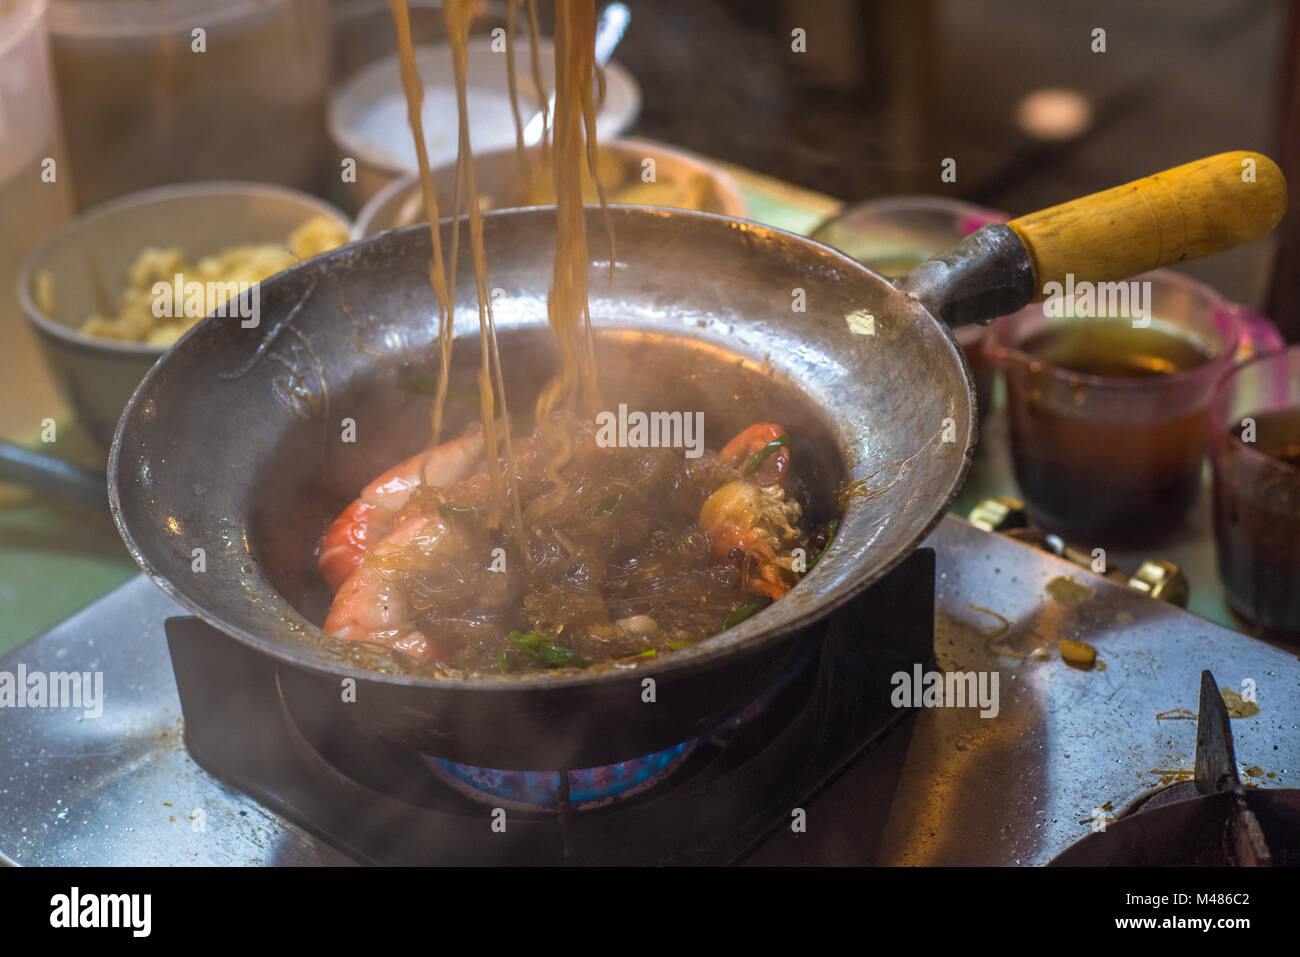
986;270;1282;545
1209;346;1300;640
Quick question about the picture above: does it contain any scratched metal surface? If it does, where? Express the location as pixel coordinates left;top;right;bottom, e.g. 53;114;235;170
751;516;1300;865
2;515;1296;865
0;575;348;866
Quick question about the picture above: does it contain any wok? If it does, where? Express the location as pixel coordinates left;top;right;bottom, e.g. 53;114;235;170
110;152;1285;770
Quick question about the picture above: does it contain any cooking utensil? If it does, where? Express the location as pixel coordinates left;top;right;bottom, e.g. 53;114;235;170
0;440;106;509
521;2;630;146
110;152;1286;770
808;195;1010;419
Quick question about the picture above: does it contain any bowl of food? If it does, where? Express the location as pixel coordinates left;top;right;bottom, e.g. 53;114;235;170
18;181;350;447
327;34;641;208
351;137;749;238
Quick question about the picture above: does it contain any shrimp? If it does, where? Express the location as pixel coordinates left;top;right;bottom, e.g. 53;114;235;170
317;428;485;590
719;422;790;487
317;417;811;664
699;423;803;600
322;511;464;661
318;427;550;660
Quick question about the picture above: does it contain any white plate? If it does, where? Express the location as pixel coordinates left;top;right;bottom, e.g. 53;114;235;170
329;37;641;174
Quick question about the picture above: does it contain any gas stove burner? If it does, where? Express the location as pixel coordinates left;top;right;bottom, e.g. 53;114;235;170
426;742;696;812
158;547;937;864
1117;779;1200;818
421;638;821;813
1051;670;1300;866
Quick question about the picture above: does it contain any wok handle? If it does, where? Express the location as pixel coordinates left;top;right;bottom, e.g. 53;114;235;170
1008;151;1287;301
0;440;108;510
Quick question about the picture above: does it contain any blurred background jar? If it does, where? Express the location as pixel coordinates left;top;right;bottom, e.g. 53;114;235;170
327;0;507;85
47;0;331;210
0;0;75;445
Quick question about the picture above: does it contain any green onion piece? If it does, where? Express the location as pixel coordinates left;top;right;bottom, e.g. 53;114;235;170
439;503;475;517
507;630;589;668
806;519;840;571
742;436;788;476
663;636;707;652
723;602;761;629
654;516;678;534
497;650;517;674
508;629;540;649
598;492;621;512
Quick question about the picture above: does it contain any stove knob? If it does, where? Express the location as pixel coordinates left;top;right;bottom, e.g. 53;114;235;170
968;496;1027;533
1127;559;1189;607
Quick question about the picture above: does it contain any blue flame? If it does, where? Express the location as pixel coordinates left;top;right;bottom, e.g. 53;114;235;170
432;742;692;807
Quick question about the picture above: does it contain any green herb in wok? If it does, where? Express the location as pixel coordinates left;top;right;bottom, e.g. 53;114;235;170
507;630;589;668
723;602;762;629
742;435;788;476
806;519;840;571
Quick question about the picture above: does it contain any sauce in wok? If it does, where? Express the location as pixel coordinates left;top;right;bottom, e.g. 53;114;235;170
318;417;830;675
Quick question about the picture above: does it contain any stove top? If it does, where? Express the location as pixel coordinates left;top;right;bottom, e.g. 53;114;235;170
163;548;933;865
3;515;1297;865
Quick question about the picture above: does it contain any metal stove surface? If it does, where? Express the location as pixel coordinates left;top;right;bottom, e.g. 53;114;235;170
3;515;1298;866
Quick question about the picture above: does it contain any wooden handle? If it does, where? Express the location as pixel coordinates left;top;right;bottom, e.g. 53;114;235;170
1008;151;1287;301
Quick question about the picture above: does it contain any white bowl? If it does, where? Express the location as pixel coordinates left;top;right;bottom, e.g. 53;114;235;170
328;36;641;205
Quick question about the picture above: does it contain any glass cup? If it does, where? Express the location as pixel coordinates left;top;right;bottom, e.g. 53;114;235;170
1209;346;1300;640
0;0;75;449
47;0;330;209
809;196;1008;420
986;270;1282;545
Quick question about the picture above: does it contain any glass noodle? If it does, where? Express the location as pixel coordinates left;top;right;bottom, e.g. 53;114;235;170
386;0;611;540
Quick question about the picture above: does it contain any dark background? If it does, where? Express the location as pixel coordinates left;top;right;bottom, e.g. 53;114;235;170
606;0;1296;325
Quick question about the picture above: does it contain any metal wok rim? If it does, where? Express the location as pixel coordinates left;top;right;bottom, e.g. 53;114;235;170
108;205;977;692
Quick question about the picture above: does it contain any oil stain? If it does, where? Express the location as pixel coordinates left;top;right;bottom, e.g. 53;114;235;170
1046;575;1093;606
